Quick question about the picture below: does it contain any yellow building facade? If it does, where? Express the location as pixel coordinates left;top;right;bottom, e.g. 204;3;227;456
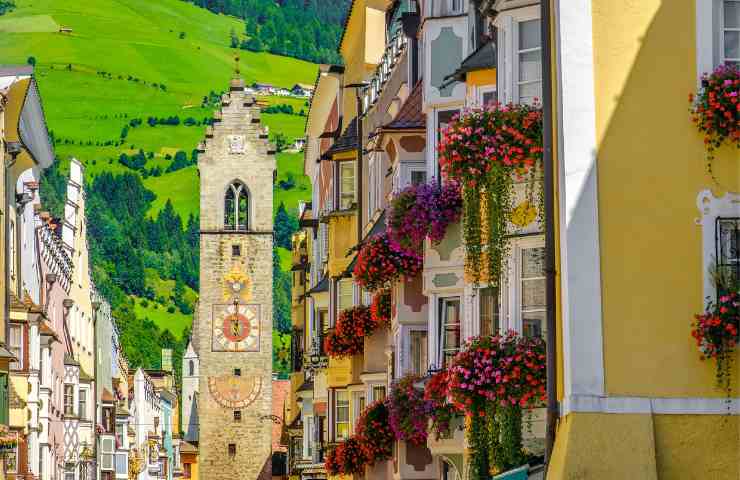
548;0;739;477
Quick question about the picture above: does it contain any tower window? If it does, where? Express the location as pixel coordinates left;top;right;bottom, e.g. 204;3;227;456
234;411;241;422
232;244;241;256
228;444;236;458
188;360;194;376
234;368;241;377
225;181;248;231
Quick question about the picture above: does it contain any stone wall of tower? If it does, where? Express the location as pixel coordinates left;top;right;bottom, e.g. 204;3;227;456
195;81;275;480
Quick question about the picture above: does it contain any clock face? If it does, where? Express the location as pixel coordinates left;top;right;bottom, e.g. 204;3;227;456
208;375;262;409
212;304;260;352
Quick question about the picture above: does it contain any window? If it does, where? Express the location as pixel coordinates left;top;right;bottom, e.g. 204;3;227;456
410;169;427;186
102;406;115;433
334;390;350;441
436;109;459;178
8;221;15;289
478;86;497;107
367;154;382;219
115;453;127;475
64;385;75;416
722;0;740;66
115;422;125;449
64;472;75;480
78;388;87;420
232;244;241;256
517;19;542;104
101;437;115;471
337;279;354;313
3;432;17;473
188;360;195;376
234;410;242;422
716;217;739;294
318;309;329;355
224;181;248;230
410;330;428;376
520;247;546;338
234;368;241;377
338;161;356;210
228;444;237;458
305;416;314;458
184;463;192;478
9;324;22;370
439;297;461;367
479;287;500;337
352;391;366;426
372;385;386;403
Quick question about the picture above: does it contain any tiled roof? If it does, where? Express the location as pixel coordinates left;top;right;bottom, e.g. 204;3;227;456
180;440;198;454
324;117;358;157
383;81;425;130
101;388;115;403
444;40;496;85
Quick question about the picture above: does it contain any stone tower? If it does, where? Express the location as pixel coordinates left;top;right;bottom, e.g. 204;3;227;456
194;77;275;479
181;339;199;443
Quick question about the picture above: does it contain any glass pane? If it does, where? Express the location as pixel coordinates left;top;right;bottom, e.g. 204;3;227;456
519;82;542;105
522;247;546;278
519;20;541;50
519;50;541;82
444;325;460;349
410;330;428;375
479;287;499;337
522;310;546;338
373;386;386;402
411;170;427;186
725;31;740;59
725;1;740;28
482;90;497;106
336;423;349;439
238;191;248;228
522;278;546;308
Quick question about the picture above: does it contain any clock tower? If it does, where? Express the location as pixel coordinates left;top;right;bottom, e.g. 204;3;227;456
194;75;275;479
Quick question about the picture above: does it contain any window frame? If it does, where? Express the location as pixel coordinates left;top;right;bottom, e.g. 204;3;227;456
333;390;350;441
515;18;542;105
494;5;541;104
432;108;462;180
477;286;501;338
78;387;87;421
720;0;740;65
502;236;546;337
337;161;356;210
63;384;75;417
409;329;429;377
8;324;23;371
224;181;249;231
476;85;498;108
438;297;462;368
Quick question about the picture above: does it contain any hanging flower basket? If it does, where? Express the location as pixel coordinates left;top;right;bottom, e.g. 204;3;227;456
325;436;367;476
424;369;461;440
439;103;543;284
355;400;394;464
387;179;463;251
689;64;740;159
353;232;423;292
447;333;546;478
370;289;392;326
692;290;739;393
386;375;430;446
324;306;376;358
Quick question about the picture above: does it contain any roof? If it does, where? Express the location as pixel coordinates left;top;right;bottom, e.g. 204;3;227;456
324;117;359;157
39;321;60;341
64;353;80;366
338;0;359;54
101;388;115;403
382;81;424;131
306;277;328;296
443;40;496;85
79;366;93;382
272;380;290;452
297;381;314;393
180;440;198;454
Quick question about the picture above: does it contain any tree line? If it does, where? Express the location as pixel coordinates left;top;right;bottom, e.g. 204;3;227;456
184;0;350;64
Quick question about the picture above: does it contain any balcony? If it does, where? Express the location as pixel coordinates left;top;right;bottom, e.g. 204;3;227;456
362;29;408;114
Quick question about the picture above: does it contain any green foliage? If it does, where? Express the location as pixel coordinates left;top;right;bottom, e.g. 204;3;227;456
272;330;291;378
0;0;14;15
183;0;350;64
26;55;35;66
273;249;291;334
274;202;298;250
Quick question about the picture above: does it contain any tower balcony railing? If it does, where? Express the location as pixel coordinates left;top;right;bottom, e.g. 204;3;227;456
362;30;408;114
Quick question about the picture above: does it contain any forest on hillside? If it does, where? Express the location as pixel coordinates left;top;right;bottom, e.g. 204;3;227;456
183;0;352;64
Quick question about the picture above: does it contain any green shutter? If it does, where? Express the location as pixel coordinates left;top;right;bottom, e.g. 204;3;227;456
0;374;9;425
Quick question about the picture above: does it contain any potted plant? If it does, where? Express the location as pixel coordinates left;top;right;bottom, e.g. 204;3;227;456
353;232;423;292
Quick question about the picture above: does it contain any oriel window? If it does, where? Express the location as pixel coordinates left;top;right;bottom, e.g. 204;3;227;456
439;297;461;367
479;287;500;337
338;162;356;210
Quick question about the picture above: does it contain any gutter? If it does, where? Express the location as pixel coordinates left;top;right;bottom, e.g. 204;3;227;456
541;0;558;471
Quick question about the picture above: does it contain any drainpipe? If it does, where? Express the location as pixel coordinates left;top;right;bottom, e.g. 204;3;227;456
540;0;558;470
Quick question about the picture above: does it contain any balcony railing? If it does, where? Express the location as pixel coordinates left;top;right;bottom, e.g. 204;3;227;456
362;30;408;113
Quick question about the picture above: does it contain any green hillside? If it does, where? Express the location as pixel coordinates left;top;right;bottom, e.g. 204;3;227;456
4;0;316;374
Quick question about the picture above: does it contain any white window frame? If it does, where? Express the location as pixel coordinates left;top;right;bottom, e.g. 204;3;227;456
476;85;497;108
333;390;350;441
408;328;429;377
337;278;354;313
351;389;366;427
8;324;22;370
437;296;462;368
501;236;546;335
369;383;387;403
337;161;356;210
494;5;541;104
430;107;462;179
78;387;87;420
303;415;314;459
721;0;740;65
100;436;115;471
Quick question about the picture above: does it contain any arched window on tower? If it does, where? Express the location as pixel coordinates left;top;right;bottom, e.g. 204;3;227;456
225;181;248;231
188;360;194;376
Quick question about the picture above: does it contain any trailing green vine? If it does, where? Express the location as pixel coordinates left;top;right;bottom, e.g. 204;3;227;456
438;103;543;284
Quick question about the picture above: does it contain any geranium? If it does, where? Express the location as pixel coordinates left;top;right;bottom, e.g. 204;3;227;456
387;180;463;250
353;232;423;292
355;401;394;464
370;289;391;326
386;375;430;445
692;290;739;392
690;63;740;156
324;436;367;476
447;332;546;477
424;370;460;439
438;103;543;284
325;306;377;358
448;332;546;411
